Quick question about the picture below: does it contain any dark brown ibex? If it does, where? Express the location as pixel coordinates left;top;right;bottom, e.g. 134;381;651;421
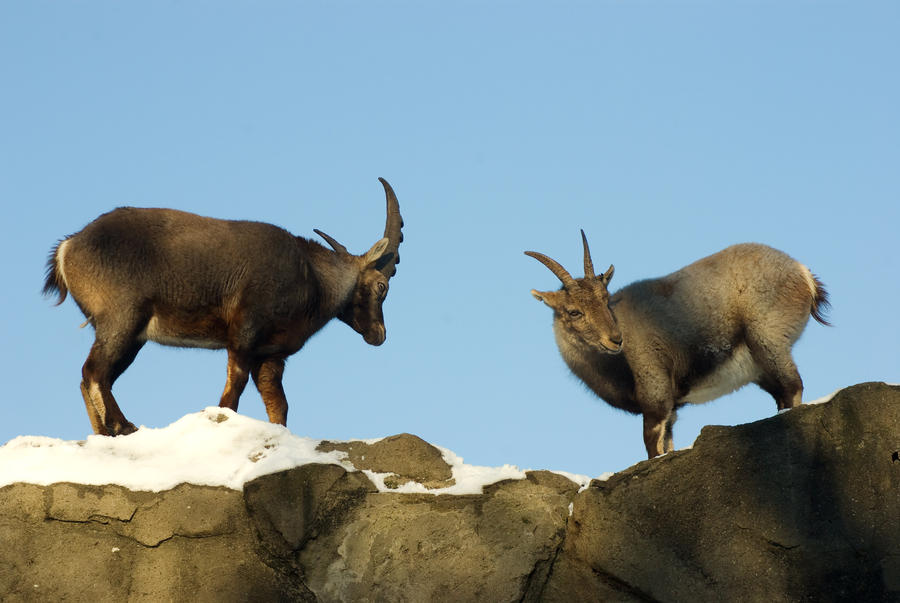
44;178;403;436
526;234;829;459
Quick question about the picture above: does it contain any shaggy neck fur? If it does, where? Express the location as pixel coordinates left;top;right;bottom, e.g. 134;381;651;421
302;239;360;318
553;319;638;414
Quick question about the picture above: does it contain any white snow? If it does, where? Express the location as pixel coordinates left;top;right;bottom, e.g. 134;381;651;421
771;388;846;414
805;389;841;405
554;469;599;492
801;384;898;407
0;407;592;495
775;389;841;414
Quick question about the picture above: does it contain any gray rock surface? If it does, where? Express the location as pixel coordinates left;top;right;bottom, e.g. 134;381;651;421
547;381;900;602
1;382;898;601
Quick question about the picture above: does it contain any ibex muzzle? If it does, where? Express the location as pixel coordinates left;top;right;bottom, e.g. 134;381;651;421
527;231;623;354
44;178;404;436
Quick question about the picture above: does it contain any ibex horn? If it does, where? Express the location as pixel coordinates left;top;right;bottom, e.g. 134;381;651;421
313;229;348;255
524;251;578;289
376;177;404;279
580;229;595;279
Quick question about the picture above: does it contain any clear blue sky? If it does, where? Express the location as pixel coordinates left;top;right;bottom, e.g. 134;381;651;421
2;2;897;477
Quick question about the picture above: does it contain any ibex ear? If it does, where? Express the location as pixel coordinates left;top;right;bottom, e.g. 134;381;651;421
600;264;615;286
362;237;390;266
531;289;560;308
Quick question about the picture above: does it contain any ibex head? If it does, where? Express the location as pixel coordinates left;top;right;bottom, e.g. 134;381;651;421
315;177;403;346
526;230;623;354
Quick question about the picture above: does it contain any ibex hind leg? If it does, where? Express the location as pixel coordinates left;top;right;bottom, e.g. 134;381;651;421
747;336;803;411
80;382;108;435
252;357;288;426
81;324;145;436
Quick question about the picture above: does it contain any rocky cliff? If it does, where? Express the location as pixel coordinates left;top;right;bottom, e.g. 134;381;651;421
1;382;898;602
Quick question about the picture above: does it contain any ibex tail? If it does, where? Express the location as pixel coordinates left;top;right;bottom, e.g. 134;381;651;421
42;240;68;306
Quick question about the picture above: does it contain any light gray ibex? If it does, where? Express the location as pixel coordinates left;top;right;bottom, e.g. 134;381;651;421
526;233;829;459
44;178;403;436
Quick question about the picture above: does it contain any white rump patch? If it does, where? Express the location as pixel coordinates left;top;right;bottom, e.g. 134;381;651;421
799;262;818;298
56;239;72;289
681;344;761;404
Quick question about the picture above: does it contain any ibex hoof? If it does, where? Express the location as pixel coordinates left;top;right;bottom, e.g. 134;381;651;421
108;421;138;436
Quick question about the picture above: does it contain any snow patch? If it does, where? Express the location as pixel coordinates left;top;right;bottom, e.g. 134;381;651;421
0;408;344;492
798;384;897;409
805;388;841;405
777;388;841;414
552;469;594;492
0;408;602;495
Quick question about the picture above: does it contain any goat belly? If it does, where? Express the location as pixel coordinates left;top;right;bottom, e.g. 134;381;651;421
140;314;227;350
680;344;761;404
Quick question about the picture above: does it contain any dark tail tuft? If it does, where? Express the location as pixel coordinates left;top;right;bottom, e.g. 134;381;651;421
42;243;68;305
810;274;831;326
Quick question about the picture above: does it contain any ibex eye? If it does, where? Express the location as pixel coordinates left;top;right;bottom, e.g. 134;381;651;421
568;309;582;318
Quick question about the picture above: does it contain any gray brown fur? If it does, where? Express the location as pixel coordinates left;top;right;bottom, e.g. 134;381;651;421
526;236;829;459
44;178;403;436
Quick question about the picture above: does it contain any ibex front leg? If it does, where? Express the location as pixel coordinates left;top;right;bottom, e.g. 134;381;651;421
643;412;671;459
637;377;677;458
220;349;251;412
252;357;288;425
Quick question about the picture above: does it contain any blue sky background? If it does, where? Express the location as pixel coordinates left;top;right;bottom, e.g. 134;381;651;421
2;2;897;477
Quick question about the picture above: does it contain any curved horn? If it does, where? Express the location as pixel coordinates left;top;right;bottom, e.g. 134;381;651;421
580;229;595;278
313;229;349;255
524;251;577;289
375;177;404;278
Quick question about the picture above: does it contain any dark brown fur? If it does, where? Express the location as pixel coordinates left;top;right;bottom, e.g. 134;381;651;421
45;178;403;435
